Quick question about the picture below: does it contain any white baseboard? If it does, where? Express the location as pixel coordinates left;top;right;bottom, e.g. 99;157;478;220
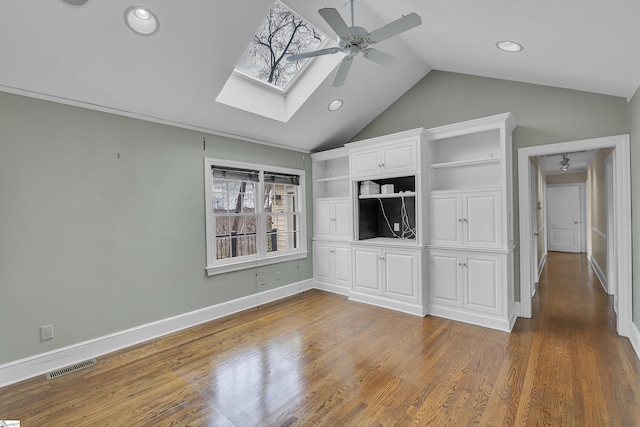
0;278;313;388
428;305;512;333
587;254;608;293
629;321;640;362
313;281;350;296
349;292;427;317
536;254;547;283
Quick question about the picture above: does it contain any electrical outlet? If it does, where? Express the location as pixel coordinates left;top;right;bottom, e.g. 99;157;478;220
40;324;54;341
276;271;281;281
394;223;400;232
260;275;266;285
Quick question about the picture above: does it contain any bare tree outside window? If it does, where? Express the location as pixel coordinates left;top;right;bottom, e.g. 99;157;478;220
235;1;326;89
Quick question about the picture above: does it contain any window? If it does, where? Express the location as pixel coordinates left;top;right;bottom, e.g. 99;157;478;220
234;1;327;91
204;158;306;275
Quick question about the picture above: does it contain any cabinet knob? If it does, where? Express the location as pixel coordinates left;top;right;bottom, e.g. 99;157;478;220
330;218;336;221
534;232;539;236
463;218;468;223
458;218;463;223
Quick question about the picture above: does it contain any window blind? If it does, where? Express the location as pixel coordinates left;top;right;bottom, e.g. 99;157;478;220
264;171;300;185
212;165;259;182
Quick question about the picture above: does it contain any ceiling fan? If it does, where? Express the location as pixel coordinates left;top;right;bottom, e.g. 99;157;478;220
286;1;422;87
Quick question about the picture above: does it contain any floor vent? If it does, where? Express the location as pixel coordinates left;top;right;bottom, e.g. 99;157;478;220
46;358;98;380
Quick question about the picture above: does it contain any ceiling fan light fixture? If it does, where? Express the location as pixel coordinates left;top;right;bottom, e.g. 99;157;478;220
496;40;523;53
59;0;89;6
328;99;343;111
125;6;159;36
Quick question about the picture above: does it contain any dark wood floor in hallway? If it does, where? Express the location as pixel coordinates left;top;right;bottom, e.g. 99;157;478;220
1;252;639;426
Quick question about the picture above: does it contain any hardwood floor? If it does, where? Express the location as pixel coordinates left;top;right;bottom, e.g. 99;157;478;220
1;252;639;426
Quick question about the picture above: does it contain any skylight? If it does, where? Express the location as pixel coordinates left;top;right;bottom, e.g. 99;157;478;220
234;1;327;91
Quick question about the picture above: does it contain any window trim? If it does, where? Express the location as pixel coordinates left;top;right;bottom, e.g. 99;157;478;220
204;157;307;276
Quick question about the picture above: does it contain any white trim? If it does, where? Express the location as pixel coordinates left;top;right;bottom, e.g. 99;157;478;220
0;279;313;388
313;281;351;296
588;254;608;292
629;322;640;361
537;253;547;283
427;305;514;332
518;134;632;338
590;225;607;239
349;291;427;317
206;251;308;276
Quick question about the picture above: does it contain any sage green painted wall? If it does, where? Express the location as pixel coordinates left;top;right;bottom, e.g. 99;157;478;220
354;71;629;302
0;91;313;364
629;87;640;329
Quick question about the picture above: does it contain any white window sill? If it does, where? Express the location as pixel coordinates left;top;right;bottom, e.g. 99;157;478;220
206;250;308;276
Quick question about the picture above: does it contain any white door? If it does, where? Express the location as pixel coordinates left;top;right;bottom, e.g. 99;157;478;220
313;243;332;283
464;192;501;248
314;200;334;239
352;247;381;293
547;185;583;253
381;141;417;175
333;245;351;288
383;250;418;301
334;200;351;240
465;254;501;315
429;251;462;307
430;194;462;246
350;149;380;179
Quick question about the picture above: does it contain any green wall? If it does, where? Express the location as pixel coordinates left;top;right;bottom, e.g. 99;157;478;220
0;91;313;364
354;70;629;303
629;87;640;328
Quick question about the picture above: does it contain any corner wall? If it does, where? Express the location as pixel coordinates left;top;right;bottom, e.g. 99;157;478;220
629;87;640;329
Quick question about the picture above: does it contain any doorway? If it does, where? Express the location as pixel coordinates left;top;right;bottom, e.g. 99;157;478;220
518;135;632;337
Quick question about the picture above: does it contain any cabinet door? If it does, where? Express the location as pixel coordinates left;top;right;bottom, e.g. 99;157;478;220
429;251;462;307
464;192;501;248
333;244;351;287
430;194;462;246
351;149;380;179
383;249;419;301
313;242;333;283
333;199;352;240
314;200;335;239
464;254;501;315
381;141;417;176
352;247;382;293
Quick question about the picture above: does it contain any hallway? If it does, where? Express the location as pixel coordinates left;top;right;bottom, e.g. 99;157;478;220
517;251;640;425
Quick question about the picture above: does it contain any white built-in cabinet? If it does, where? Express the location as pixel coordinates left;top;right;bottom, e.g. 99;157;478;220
310;113;517;332
426;113;517;332
311;147;352;295
350;138;418;179
345;129;428;316
430;191;501;249
351;243;424;315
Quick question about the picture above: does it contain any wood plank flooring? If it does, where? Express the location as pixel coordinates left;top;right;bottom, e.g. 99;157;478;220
1;252;639;426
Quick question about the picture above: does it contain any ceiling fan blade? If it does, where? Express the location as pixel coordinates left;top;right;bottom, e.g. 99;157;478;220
367;12;421;43
319;8;353;40
363;48;406;70
332;55;354;87
287;47;341;61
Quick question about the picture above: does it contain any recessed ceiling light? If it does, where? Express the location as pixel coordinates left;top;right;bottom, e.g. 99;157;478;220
124;6;159;36
328;99;343;112
496;40;523;53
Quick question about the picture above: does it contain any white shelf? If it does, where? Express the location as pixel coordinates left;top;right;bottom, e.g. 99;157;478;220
316;175;349;183
359;191;416;199
429;157;500;169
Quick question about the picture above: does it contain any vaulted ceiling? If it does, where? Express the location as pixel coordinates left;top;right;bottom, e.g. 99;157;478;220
1;0;639;153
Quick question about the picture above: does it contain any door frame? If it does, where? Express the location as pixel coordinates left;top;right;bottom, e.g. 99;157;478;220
518;134;632;337
545;183;586;253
